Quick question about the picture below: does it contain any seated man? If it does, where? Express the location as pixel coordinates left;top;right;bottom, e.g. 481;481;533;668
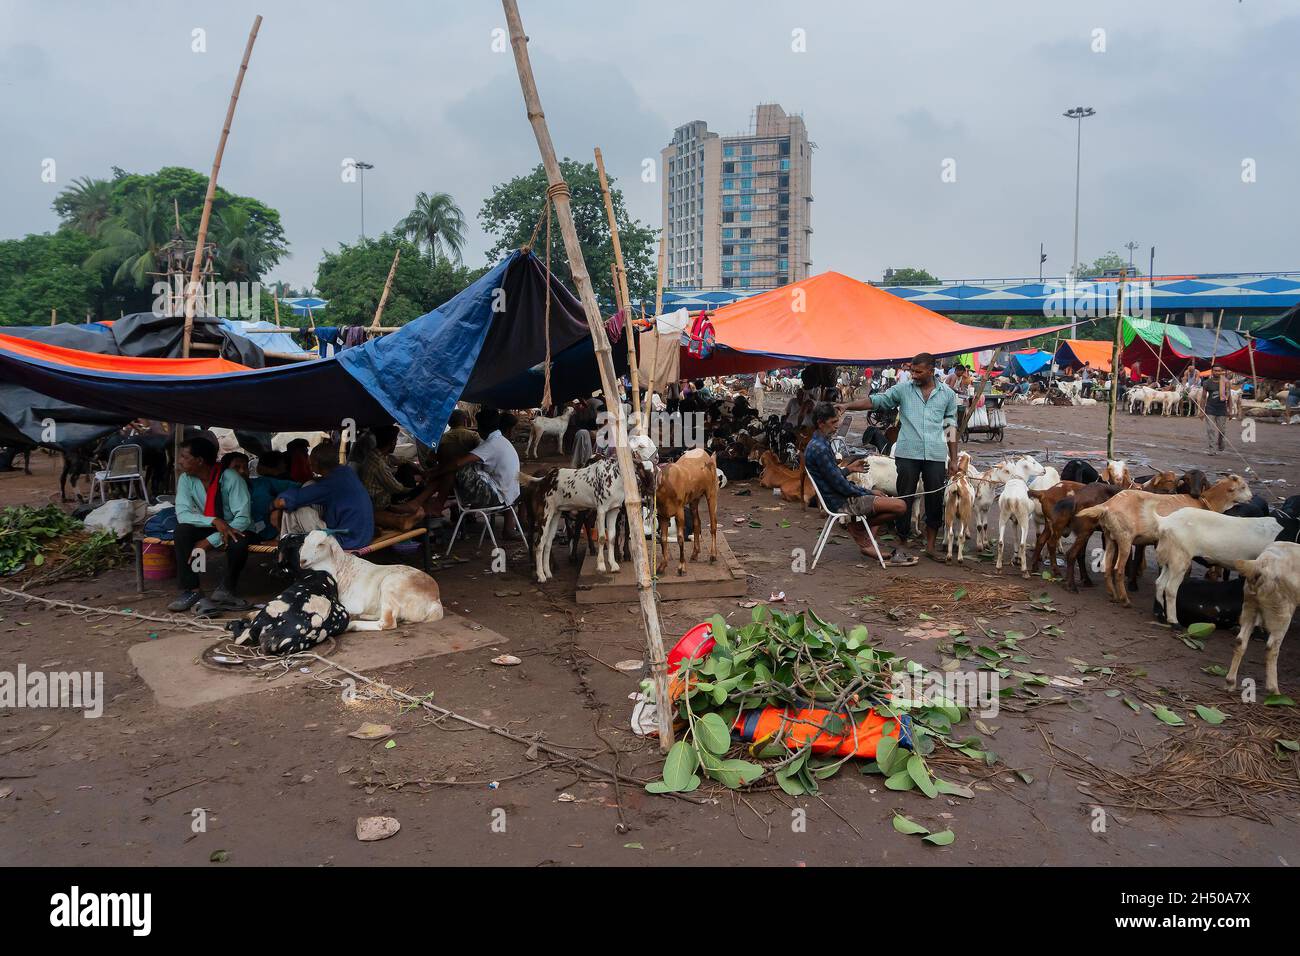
170;436;254;612
359;424;435;531
271;441;374;550
435;408;520;512
804;403;911;565
246;450;299;542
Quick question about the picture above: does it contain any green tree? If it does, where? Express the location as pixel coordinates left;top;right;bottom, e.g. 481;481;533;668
51;176;115;238
214;206;276;282
1075;251;1141;279
397;191;466;267
83;187;171;288
881;266;938;286
314;233;487;327
0;230;105;326
478;160;655;306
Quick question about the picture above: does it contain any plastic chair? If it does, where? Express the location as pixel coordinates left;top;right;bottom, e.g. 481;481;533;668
89;443;148;504
444;485;525;556
807;470;887;572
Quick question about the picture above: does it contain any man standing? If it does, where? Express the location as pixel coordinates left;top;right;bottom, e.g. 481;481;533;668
1080;362;1093;399
803;403;909;563
841;352;960;561
1202;364;1230;455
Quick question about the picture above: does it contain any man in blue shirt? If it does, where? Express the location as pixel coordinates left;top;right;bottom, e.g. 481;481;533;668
841;352;960;561
170;436;254;612
271;442;374;550
804;403;909;562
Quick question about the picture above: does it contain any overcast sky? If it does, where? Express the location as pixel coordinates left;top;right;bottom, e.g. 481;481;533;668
2;0;1296;292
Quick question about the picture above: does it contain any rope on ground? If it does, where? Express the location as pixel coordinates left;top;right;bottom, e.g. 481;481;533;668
0;586;225;631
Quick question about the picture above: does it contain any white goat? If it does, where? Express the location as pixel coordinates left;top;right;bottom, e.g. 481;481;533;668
1226;542;1300;695
995;477;1033;577
1154;511;1282;625
526;406;574;459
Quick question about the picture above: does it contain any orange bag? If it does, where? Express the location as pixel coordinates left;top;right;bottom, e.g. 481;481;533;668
732;705;910;759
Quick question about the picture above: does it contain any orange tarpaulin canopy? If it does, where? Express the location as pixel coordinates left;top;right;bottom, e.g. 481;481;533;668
0;332;248;376
679;272;1072;378
1053;338;1115;373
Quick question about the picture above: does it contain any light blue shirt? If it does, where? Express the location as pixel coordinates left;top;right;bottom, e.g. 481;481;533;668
872;379;959;462
175;469;253;547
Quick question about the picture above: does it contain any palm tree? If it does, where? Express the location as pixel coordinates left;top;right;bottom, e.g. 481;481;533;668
52;176;115;237
398;192;466;267
213;206;273;282
84;188;170;288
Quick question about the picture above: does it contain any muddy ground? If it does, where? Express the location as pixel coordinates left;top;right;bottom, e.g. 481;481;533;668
0;403;1297;867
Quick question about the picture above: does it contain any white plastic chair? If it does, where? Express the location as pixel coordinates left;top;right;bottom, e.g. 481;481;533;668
444;485;525;556
89;443;148;504
807;470;887;572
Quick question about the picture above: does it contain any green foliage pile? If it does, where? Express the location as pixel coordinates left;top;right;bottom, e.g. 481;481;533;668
646;605;977;800
0;506;85;575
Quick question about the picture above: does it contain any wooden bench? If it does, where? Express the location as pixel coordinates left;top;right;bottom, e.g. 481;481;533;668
133;527;431;593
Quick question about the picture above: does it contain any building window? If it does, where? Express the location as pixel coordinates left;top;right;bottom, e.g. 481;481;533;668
723;229;734;239
741;277;751;288
723;212;734;223
742;145;752;156
778;242;788;254
723;262;734;273
723;245;735;255
723;195;734;208
741;194;752;206
741;178;752;189
779;258;788;271
741;162;752;173
723;162;734;174
779;192;789;205
741;244;752;255
780;158;790;171
779;174;789;187
741;261;751;272
723;178;735;190
778;226;789;237
724;146;734;157
740;228;752;239
740;212;752;222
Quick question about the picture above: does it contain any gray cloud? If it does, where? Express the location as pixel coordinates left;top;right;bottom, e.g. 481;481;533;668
1;0;1295;292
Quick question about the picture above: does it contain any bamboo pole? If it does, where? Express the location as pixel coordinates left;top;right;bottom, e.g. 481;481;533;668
503;0;673;749
593;147;641;423
1106;271;1126;460
371;247;401;331
644;231;668;410
1247;332;1259;401
272;285;281;328
182;14;263;358
50;308;56;327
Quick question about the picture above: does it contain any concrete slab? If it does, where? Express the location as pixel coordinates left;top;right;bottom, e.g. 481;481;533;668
575;532;748;604
128;612;502;709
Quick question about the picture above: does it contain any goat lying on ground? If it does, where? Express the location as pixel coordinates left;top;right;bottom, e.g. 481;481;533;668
228;557;350;655
296;529;443;631
526;406;574;459
1153;510;1282;625
1075;475;1253;607
655;448;719;576
758;450;812;504
1153;575;1246;630
1226;542;1300;696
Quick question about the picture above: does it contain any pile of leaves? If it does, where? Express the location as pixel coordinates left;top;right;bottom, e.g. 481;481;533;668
646;605;981;801
0;505;122;583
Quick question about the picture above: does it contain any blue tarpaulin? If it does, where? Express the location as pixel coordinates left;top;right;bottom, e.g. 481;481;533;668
1007;350;1053;376
0;251;592;447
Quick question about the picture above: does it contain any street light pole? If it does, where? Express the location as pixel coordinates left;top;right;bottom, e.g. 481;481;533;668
354;160;374;239
1125;240;1139;272
1063;107;1095;280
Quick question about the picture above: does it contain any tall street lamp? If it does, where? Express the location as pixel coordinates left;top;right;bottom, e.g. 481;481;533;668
354;160;374;239
1125;240;1139;272
1063;106;1095;280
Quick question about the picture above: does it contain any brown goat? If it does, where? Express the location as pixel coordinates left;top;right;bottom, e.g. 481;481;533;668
1075;475;1253;606
758;450;813;504
655;449;719;576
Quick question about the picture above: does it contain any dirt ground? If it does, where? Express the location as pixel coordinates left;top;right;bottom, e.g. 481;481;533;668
1;403;1297;867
